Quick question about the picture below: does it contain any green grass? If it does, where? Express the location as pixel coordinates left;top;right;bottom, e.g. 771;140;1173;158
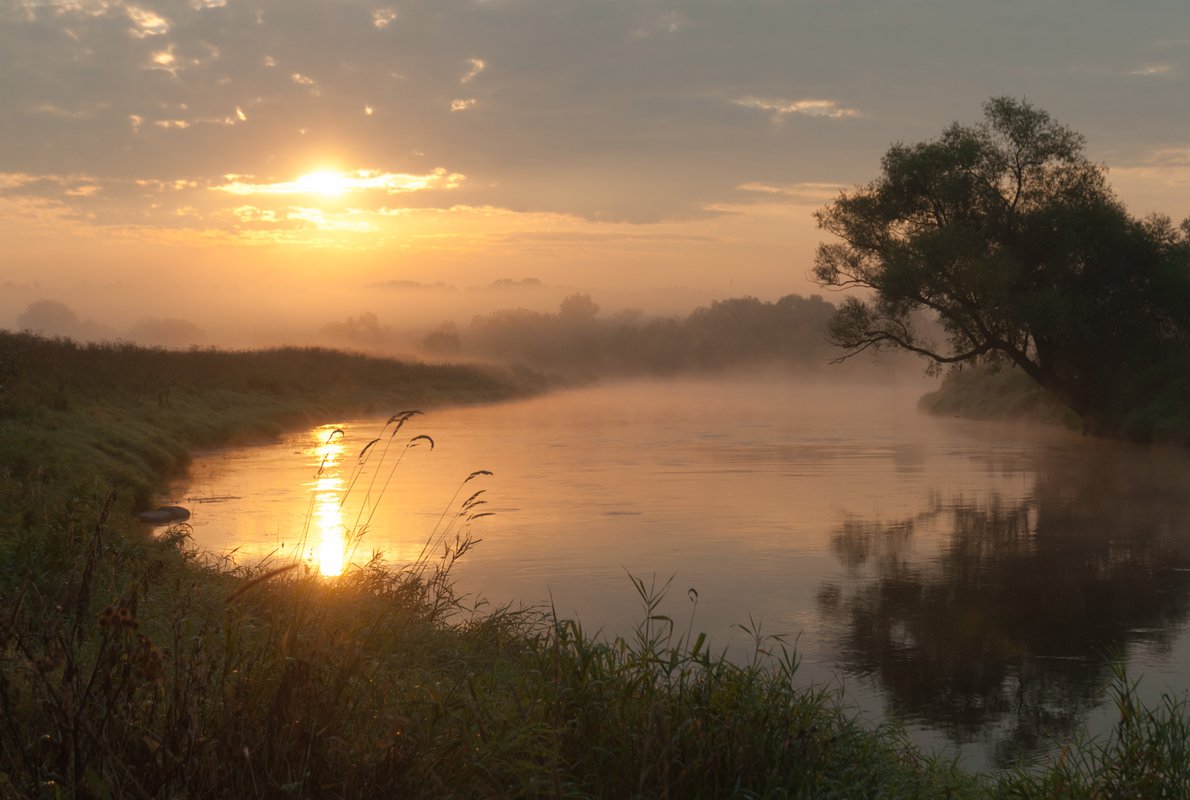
2;332;1189;798
918;363;1190;445
917;365;1081;430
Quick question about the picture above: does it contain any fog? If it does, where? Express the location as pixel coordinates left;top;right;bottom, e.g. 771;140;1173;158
1;275;928;387
0;276;730;352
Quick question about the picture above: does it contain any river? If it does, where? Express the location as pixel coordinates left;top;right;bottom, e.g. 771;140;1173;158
167;377;1190;772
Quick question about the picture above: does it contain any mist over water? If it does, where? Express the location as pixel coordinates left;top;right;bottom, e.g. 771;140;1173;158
171;377;1190;771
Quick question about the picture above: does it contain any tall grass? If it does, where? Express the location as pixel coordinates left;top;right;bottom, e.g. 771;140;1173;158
2;333;1190;797
994;664;1190;799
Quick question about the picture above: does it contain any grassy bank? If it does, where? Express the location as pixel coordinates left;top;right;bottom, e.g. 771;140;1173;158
2;333;1189;797
918;363;1190;445
917;366;1080;429
0;332;540;513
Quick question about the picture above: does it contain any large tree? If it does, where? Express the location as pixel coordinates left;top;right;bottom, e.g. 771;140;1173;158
813;97;1190;432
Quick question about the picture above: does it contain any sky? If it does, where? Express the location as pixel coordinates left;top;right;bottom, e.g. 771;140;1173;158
2;0;1189;341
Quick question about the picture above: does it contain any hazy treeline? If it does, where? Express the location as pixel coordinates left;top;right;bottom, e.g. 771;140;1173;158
12;298;209;348
9;290;855;385
416;292;853;378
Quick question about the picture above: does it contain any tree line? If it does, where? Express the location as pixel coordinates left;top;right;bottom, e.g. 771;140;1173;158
422;292;850;378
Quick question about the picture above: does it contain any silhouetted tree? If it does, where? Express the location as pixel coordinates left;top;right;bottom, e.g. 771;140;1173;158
558;293;600;320
127;317;207;348
420;322;462;356
16;300;113;341
813;97;1190;432
319;311;396;351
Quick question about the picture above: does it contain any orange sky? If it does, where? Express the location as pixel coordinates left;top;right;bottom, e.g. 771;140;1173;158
2;1;1188;341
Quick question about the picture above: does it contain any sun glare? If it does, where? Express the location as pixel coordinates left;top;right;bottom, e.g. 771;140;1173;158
310;429;348;576
295;170;351;197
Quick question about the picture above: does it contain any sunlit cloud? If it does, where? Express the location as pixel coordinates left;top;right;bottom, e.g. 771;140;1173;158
1129;64;1172;76
289;207;374;232
235;106;247;121
154;119;190;129
19;0;118;17
738;181;846;204
450;98;477;112
0;172;40;190
0;171;110;204
372;7;397;28
232;205;284;224
461;57;486;84
135;178;200;191
149;46;176;75
125;5;169;38
291;72;317;90
211;168;465;197
733;96;861;122
34;102;96;119
364;105;374;116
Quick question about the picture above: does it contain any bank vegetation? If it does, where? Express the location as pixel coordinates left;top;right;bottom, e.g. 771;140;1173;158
0;333;1187;798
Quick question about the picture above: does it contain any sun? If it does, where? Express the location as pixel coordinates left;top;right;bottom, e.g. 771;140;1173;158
294;169;352;197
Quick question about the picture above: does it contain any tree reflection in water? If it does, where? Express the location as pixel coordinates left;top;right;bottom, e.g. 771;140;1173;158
818;445;1190;766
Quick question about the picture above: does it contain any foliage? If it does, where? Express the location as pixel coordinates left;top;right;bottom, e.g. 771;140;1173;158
2;334;1190;797
813;97;1190;434
319;310;400;353
917;364;1080;428
994;665;1190;799
462;292;849;378
0;331;534;516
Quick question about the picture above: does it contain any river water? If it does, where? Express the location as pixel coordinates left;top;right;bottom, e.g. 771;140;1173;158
169;378;1190;772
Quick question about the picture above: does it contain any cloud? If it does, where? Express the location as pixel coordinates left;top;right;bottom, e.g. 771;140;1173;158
0;0;1185;232
0;172;42;190
1;171;103;196
372;7;396;28
125;5;169;37
34;102;98;119
733;97;861;122
211;168;465;196
737;182;848;205
149;46;176;75
460;57;485;84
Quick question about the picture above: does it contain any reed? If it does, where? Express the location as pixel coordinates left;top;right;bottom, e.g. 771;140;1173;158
2;333;1190;797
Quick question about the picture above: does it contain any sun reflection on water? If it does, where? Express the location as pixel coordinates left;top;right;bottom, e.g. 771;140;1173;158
294;413;446;577
310;427;348;576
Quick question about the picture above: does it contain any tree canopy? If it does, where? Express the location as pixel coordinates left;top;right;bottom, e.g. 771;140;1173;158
813;97;1190;433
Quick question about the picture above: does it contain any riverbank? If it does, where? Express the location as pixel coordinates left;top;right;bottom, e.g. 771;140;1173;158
1;333;1188;797
918;363;1190;445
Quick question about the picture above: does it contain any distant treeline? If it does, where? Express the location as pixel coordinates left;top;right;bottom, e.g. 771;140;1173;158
417;293;853;377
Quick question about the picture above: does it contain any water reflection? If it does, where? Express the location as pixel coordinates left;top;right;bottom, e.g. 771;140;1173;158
310;428;347;576
819;446;1190;766
171;380;1190;770
292;414;441;576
